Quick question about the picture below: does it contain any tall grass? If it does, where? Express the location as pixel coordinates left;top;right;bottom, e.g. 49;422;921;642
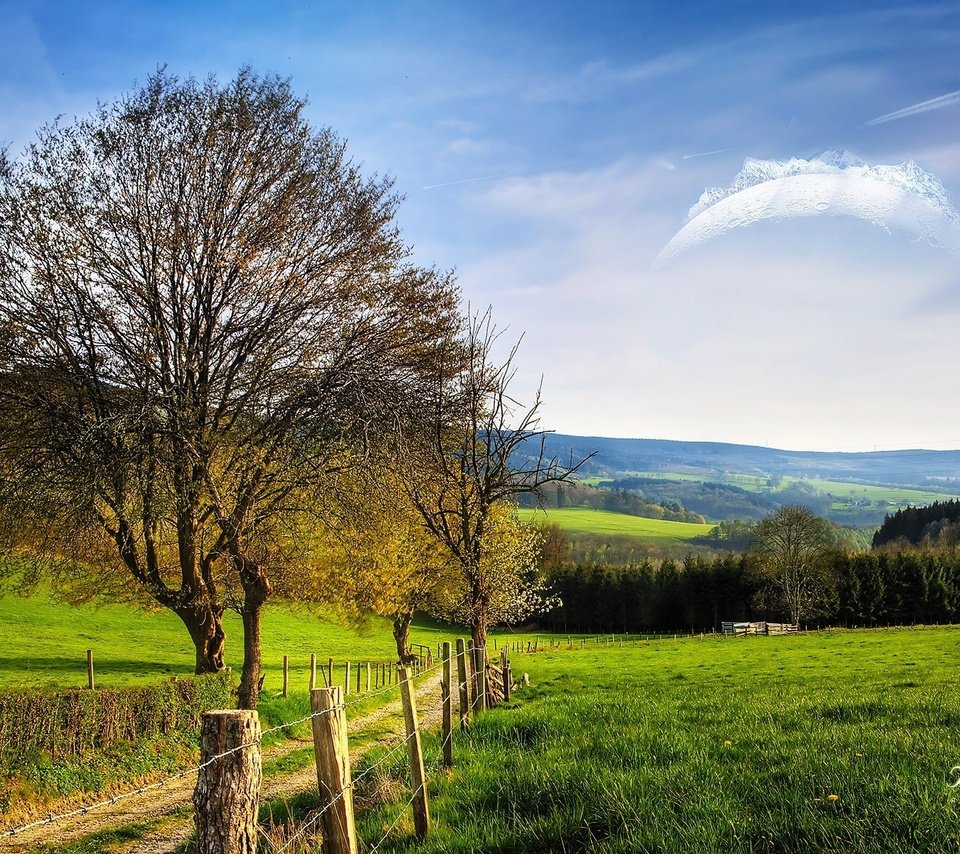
360;628;960;852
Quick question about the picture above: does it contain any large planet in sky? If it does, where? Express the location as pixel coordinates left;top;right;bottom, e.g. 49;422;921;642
653;150;960;268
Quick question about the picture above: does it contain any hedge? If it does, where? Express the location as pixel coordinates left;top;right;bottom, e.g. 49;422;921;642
0;672;233;760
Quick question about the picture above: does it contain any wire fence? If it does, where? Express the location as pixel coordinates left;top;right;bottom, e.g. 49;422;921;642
0;656;445;841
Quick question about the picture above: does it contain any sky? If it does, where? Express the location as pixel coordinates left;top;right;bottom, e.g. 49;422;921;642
2;0;959;452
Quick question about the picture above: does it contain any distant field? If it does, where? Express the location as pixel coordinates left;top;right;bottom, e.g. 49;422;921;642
792;476;960;506
518;506;713;540
603;470;960;509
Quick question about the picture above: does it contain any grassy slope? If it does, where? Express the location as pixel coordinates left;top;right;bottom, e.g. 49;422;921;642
0;590;453;690
517;507;713;541
623;470;960;508
363;628;960;853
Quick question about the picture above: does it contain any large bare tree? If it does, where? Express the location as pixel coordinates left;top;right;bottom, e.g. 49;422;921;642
0;69;458;707
751;505;836;625
405;310;590;696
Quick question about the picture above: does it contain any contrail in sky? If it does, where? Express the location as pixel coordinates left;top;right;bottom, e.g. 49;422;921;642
866;89;960;126
681;147;736;160
422;173;513;190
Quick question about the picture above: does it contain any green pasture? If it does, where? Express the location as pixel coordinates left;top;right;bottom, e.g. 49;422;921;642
793;476;960;506
594;469;960;509
518;507;713;541
0;590;455;690
363;627;960;853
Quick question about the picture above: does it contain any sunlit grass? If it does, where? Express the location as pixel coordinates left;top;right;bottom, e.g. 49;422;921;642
517;507;713;541
360;628;960;853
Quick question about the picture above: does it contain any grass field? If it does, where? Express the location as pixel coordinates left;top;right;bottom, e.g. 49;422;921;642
0;589;455;690
793;476;960;506
5;586;960;851
361;627;960;853
622;470;960;508
517;507;713;541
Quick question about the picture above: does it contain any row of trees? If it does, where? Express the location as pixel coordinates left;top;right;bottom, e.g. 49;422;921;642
0;68;583;707
542;547;960;633
515;480;705;523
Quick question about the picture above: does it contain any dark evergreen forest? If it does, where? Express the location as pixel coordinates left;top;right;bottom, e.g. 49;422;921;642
541;550;960;633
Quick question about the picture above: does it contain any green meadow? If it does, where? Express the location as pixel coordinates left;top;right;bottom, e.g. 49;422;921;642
5;587;960;853
517;507;713;541
362;627;960;853
0;590;453;690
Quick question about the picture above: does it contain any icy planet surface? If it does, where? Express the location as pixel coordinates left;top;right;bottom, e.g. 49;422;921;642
654;150;960;268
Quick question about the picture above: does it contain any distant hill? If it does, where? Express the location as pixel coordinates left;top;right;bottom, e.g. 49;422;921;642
537;434;960;492
514;434;960;528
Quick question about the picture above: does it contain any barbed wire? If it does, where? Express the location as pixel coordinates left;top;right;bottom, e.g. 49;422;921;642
273;672;450;853
366;780;426;854
1;658;446;840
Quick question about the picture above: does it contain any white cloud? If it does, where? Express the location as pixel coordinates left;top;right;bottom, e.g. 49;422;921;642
451;160;960;449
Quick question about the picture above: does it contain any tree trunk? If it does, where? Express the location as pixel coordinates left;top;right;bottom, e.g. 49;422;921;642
393;611;416;663
235;564;270;709
176;604;226;675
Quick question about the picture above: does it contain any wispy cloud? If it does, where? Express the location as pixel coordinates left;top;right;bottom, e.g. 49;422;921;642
866;89;960;126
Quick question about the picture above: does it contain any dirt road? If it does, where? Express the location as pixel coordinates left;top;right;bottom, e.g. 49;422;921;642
1;671;444;854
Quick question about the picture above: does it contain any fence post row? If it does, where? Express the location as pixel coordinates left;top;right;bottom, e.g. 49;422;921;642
194;710;262;854
310;686;358;854
399;666;431;839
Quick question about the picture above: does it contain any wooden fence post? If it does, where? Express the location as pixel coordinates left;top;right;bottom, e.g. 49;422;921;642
344;661;351;696
282;655;289;698
365;662;371;693
455;638;470;731
356;661;361;693
328;657;334;689
193;710;261;854
310;653;317;691
86;649;95;690
399;666;430;839
311;687;358;854
441;641;453;768
470;644;486;712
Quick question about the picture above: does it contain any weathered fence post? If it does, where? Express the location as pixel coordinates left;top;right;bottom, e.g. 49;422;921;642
311;686;358;854
282;655;289;698
456;638;470;731
86;649;95;690
441;641;453;768
365;661;371;693
470;644;486;712
356;661;362;693
193;710;261;853
503;652;512;702
344;661;351;696
399;666;430;839
328;657;334;688
310;653;317;691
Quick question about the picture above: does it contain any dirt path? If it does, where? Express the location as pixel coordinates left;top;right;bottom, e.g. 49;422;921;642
1;672;444;854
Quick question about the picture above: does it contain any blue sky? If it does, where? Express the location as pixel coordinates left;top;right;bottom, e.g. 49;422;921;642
2;0;959;450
